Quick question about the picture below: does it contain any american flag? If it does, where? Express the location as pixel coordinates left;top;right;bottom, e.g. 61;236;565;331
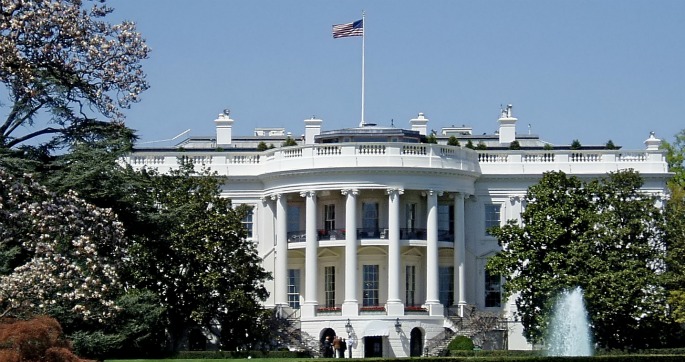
332;19;363;38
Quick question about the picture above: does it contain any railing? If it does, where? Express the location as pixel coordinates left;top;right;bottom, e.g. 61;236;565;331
288;228;456;242
126;144;666;177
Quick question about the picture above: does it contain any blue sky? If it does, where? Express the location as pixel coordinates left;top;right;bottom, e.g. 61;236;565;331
108;0;685;149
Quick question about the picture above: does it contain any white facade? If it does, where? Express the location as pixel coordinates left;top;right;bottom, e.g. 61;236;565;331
124;109;670;357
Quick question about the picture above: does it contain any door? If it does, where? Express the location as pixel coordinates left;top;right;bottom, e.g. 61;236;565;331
364;336;383;357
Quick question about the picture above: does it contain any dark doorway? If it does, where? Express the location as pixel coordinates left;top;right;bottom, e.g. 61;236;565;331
410;328;423;357
320;328;336;357
364;336;383;357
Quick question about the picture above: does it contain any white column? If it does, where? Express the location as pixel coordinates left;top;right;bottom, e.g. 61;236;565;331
301;190;318;317
273;194;288;307
453;193;467;316
425;190;443;316
386;188;404;315
342;189;359;316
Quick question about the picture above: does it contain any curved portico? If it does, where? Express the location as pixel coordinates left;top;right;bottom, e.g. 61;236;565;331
263;150;478;318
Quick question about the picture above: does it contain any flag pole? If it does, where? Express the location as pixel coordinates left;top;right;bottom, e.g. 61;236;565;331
360;11;366;127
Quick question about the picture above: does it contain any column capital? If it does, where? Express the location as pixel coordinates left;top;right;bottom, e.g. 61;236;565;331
509;195;522;204
341;188;359;196
385;188;404;196
269;193;285;201
422;190;443;197
299;190;316;198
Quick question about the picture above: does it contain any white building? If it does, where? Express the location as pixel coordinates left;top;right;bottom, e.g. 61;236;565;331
124;106;669;357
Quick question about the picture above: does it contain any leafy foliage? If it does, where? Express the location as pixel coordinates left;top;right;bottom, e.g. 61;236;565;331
0;0;149;153
0;167;126;321
447;135;460;146
465;140;475;149
448;335;474;351
662;130;685;324
124;161;271;350
487;170;671;349
509;140;521;150
282;137;297;147
570;139;582;149
0;316;88;361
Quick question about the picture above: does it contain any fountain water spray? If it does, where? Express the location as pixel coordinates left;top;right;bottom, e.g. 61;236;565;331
546;287;593;356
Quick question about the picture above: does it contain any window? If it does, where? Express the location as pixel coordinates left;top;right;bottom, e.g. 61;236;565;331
287;205;301;232
362;264;379;306
485;269;502;308
287;269;301;309
241;207;254;238
362;202;379;232
324;204;335;232
406;203;417;230
324;266;335;307
439;266;454;307
405;265;416;306
484;204;501;235
438;203;454;236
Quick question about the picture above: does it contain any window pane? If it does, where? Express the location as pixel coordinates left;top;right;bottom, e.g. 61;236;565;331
485;269;502;308
439;266;454;306
241;207;254;238
405;265;416;306
362;264;379;306
484;204;501;235
324;266;335;307
288;269;301;309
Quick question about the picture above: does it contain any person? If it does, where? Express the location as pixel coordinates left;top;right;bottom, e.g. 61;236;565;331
323;336;333;358
339;338;347;358
333;336;341;358
347;334;356;358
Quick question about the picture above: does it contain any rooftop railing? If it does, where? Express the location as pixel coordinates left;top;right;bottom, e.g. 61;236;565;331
125;144;667;177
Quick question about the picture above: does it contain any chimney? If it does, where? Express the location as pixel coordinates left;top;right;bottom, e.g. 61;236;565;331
215;111;234;146
498;104;517;144
644;132;661;150
304;117;323;145
410;113;429;135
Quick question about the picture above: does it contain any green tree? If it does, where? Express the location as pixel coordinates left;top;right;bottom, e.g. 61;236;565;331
662;129;685;325
570;139;582;150
257;141;269;151
509;140;521;150
465;140;475;149
282;137;298;147
0;0;149;154
475;141;487;150
126;161;271;350
605;140;617;150
425;133;438;144
662;130;685;188
447;135;460;147
487;170;671;349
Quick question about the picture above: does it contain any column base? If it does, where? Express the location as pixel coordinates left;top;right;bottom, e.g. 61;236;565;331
300;303;318;318
425;302;444;316
342;301;359;316
385;301;405;316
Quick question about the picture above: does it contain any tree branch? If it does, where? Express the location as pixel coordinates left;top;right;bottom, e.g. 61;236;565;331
5;127;65;148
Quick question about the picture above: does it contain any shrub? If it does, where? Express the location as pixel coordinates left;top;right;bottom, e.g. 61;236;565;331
447;136;460;146
509;140;521;150
448;335;474;350
0;316;88;362
570;139;582;149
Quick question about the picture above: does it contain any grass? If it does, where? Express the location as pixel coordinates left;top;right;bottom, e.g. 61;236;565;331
106;359;307;362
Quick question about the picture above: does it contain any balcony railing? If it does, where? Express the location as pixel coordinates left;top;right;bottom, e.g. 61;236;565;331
126;145;666;178
287;228;455;242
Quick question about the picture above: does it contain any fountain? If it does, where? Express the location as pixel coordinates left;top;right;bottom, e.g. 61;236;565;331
546;287;593;356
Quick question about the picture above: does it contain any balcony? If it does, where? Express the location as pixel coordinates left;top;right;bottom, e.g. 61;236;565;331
287;228;454;243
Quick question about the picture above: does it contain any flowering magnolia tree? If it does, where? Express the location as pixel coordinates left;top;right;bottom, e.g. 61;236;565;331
0;167;127;321
0;0;149;151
